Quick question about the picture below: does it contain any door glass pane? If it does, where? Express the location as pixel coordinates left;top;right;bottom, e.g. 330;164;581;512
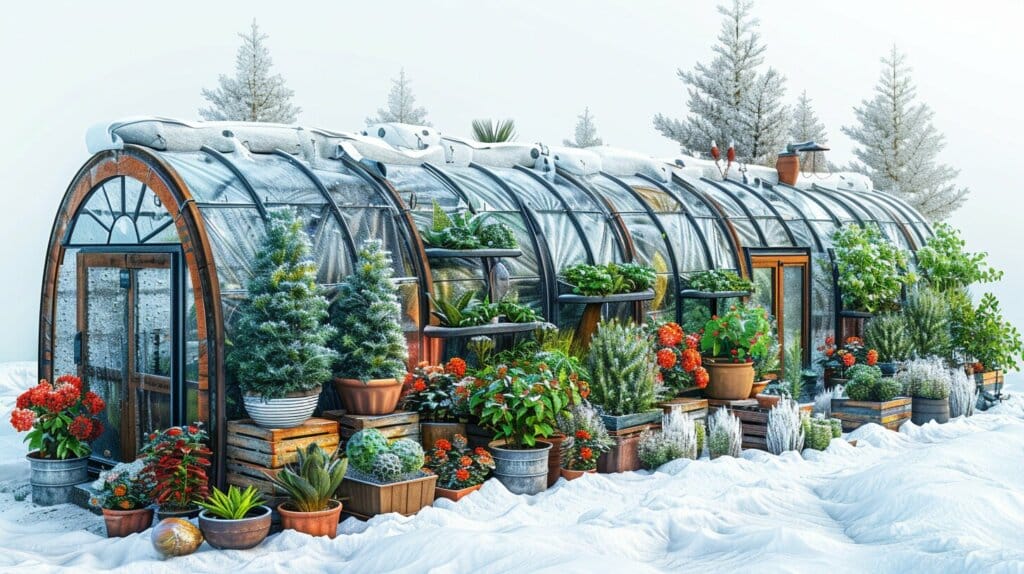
84;267;127;463
783;265;805;358
751;267;774;313
135;266;173;444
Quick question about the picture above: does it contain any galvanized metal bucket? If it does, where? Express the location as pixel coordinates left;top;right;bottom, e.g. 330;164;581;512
489;441;552;495
27;453;89;506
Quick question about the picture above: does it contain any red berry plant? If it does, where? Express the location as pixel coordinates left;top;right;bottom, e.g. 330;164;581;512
652;321;709;394
10;374;105;460
141;425;212;512
423;434;494;490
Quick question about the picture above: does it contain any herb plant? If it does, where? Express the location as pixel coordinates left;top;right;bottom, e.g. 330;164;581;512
421;200;518;250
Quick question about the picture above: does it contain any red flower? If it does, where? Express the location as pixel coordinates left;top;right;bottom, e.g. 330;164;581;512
459;456;473;467
681;348;701;373
403;372;415;385
580;447;593;460
493;393;505;404
474;447;488;456
825;336;835;346
579;382;590;400
657;323;684;347
88;420;105;441
188;425;199;434
166;428;183;437
866;349;879;367
455;468;470;482
83;391;105;415
446;357;467;378
575;430;591;441
693;367;709;389
842;353;856;368
685;334;701;350
435;439;452;452
10;408;35;432
413;380;427;392
68;415;93;441
656;348;677;370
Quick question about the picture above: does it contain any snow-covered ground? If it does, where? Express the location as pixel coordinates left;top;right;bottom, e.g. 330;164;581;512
1;362;1022;574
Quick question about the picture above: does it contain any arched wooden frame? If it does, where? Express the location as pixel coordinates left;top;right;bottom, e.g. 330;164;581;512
39;146;227;483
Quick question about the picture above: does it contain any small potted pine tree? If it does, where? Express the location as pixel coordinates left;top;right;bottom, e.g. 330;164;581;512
228;210;337;428
331;240;409;415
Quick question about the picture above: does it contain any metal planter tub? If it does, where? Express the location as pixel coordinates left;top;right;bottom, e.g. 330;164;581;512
599;409;663;432
27;453;89;506
912;397;950;425
243;387;321;429
489;440;552;495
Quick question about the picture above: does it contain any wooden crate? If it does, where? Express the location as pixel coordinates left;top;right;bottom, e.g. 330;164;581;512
338;473;437;517
323;410;420;446
709;401;813;451
225;418;340;498
975;370;1004;394
658;398;709;423
597;424;653;473
831;397;911;431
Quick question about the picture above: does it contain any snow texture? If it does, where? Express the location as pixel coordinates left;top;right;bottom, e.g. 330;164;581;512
1;361;1022;573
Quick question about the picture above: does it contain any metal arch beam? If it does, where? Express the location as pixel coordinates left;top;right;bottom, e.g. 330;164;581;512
805;185;866;226
272;150;359;261
633;173;715;269
199;146;268;221
841;188;920;250
750;181;825;252
670;173;746;275
718;178;801;247
549;168;638;263
823;186;898;242
699;177;774;246
504;167;596;264
420;163;478;214
777;183;843;227
861;189;930;245
863;189;935;236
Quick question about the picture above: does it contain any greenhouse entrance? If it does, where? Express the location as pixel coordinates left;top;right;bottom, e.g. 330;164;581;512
748;250;811;368
76;248;185;464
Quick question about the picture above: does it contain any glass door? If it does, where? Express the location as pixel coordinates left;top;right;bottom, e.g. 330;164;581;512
749;252;810;376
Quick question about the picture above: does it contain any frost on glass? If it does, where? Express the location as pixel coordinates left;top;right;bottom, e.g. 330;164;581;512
134;267;172;445
314;165;387;207
85;266;127;462
200;207;265;291
232;154;324;205
313;215;353;284
161;152;254;204
53;249;79;377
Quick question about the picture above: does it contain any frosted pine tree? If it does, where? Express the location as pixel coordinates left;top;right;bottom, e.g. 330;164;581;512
741;67;790;165
564;107;603;148
841;46;968;220
789;90;829;171
365;68;431;126
200;20;300;123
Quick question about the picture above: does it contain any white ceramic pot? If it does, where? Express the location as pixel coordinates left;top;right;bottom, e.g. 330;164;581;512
243;387;321;429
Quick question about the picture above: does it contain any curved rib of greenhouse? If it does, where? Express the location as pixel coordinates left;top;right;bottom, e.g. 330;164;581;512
39;118;932;478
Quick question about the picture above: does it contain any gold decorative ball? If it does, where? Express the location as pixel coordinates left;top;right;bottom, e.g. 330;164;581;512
151;517;204;557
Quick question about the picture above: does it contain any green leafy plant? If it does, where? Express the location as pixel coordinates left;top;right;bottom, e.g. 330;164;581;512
332;239;408;381
430;291;541;327
957;292;1024;372
844;364;901;402
586;320;661;416
611;263;657;292
562;263;615;296
421;201;519;250
197;485;266;520
781;339;804;399
265;443;348;512
916;223;1003;292
904;288;952;359
346;430;425;483
864;313;914;363
700;303;773;362
430;290;483;327
685;270;754;293
471;118;517;143
228;209;337;398
830;225;914;313
557;404;615;471
469;363;569;449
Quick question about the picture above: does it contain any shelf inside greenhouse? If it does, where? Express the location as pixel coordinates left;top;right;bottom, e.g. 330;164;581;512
423;248;522;259
557;290;655;304
678;289;752;299
422;321;543;339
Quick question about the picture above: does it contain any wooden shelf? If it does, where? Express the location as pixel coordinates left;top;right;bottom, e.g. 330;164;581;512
838;309;874;319
424;248;521;259
557;290;655;304
678;289;752;299
423;321;542;339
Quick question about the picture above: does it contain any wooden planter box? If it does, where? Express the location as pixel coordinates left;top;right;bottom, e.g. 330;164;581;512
323;410;420;448
600;409;663;431
597;424;653;473
709;400;812;451
831;397;911;431
338;473;438;518
225;418;339;499
975;370;1004;394
658;398;709;424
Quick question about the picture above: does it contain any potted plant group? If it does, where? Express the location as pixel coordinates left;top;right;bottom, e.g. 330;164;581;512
10;374;104;505
700;304;773;400
897;359;953;425
401;358;471;449
831;224;914;315
89;459;155;537
141;425;212;521
265;443;347;538
339;429;437;516
651;321;709;397
197;485;272;550
560;262;657;298
556;404;614;479
332;239;409;415
831;364;909;431
423;434;495;501
228;210;337;428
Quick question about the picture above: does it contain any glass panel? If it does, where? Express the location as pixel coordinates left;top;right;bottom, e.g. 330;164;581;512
782;265;805;363
200;207;265;292
69;213;109;245
110;216;140;244
751;267;775;313
67;177;177;246
232;155;325;205
53;249;79;377
314;164;389;207
162;152;255;204
134;266;172;446
84;266;127;463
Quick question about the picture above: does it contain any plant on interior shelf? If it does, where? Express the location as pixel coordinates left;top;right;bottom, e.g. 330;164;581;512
707;408;742;459
915;223;1003;293
228;210;337;428
265;443;347;538
956;292;1023;374
948;368;977;419
586;320;662;421
830;224;914;314
89;459;155;538
651;322;708;395
685;269;754;294
556;404;614;479
766;398;806;455
141;425;212;520
421;200;518;250
10;374;104;505
430;291;542;327
197;485;272;550
843;364;902;403
332;239;409;416
638;411;700;470
863;313;914;372
903;288;952;360
561;262;656;296
699;303;773;400
896;358;952;425
423;434;495;500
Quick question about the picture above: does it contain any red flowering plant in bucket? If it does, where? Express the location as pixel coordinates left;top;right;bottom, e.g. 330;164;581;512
651;321;710;394
10;374;105;460
423;434;494;490
818;335;876;380
400;359;472;422
141;425;212;514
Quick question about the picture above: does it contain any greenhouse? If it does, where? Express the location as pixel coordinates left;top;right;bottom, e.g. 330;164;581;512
38;118;933;479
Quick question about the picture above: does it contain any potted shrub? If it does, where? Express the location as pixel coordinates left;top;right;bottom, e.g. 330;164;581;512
700;304;772;400
228;210;337;428
957;293;1022;385
331;240;409;415
904;288;953;360
864;314;913;376
265;443;347;538
651;321;709;397
897;359;952;425
401;358;471;449
10;374;104;505
586;320;663;429
830;364;909;431
637;411;700;469
197;485;272;550
141;425;212;521
556;404;614;479
89;460;154;537
423;434;495;501
339;429;437;516
831;225;914;314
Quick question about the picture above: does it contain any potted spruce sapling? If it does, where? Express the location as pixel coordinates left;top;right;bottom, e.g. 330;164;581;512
339;429;437;516
586;320;663;431
228;210;337;428
332;240;409;415
141;425;212;521
265;443;348;538
197;485;272;550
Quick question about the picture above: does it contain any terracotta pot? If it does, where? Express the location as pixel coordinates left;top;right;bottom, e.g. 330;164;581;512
560;468;596;481
776;153;800;185
543;434;568;487
278;499;343;539
435;483;483;502
334;377;402;415
704;361;755;400
749;380;769;398
420;421;466;451
198;505;272;550
103;507;154;538
756;393;781;409
156;505;201;522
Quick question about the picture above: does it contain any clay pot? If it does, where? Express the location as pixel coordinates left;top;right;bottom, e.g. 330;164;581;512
278;499;343;539
756;393;781;409
198;505;272;550
435;483;483;502
704;361;755;400
749;380;769;398
334;377;402;415
776;153;799;185
560;468;596;481
103;507;154;537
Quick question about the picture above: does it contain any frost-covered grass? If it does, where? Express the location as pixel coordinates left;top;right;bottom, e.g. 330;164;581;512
1;361;1022;573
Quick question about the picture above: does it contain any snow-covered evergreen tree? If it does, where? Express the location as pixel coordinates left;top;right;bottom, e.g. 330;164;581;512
790;90;829;171
366;68;431;126
200;20;300;123
564;107;603;148
653;0;789;165
841;46;968;220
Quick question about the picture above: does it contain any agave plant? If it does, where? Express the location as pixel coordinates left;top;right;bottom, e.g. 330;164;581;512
471;119;517;143
197;485;265;520
265;444;348;512
430;291;483;327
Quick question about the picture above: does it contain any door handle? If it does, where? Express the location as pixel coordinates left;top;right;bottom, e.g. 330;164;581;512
74;332;82;365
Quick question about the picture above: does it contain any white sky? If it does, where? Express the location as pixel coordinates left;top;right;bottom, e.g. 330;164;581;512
1;0;1022;364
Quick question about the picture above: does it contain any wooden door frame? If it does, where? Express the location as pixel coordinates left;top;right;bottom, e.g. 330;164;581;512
744;248;812;367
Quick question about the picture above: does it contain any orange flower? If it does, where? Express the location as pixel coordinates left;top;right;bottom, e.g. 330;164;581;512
113;484;128;497
455;469;470;482
435;439;452;451
656;348;677;369
842;353;856;368
493;393;505;404
681;348;701;372
459;456;473;467
118;500;132;510
9;408;35;432
575;429;591;440
580;447;593;460
866;349;878;367
693;366;709;389
474;447;489;456
657;323;684;347
446;357;467;377
413;380;427;392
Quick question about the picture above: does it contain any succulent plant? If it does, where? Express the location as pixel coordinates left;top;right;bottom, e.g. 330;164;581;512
346;429;390;474
389;438;425;474
804;417;834;451
265;443;347;512
370;452;404;482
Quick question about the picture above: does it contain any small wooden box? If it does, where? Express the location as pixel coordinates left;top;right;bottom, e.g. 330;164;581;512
225;418;340;497
323;410;420;446
338;473;438;518
710;402;813;451
658;398;709;423
831;397;912;431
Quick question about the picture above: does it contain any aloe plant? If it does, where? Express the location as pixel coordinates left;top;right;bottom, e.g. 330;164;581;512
265;444;348;512
197;485;265;520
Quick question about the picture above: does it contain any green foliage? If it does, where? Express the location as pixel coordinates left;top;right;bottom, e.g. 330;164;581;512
345;429;390;473
685;270;754;293
197;485;265;520
613;263;657;292
896;359;951;400
904;288;952;359
805;418;834;451
864;313;914;362
265;444;348;512
421;201;519;250
346;431;424;482
695;420;706;456
707;408;742;458
561;262;656;296
700;303;773;361
782;339;804;399
228;210;337;398
682;302;711;334
916;223;1003;292
586;321;661;416
638;412;699;469
831;225;914;313
331;240;408;381
478;222;517;249
843;364;900;402
430;291;541;327
471;118;517;142
956;292;1023;372
469;364;568;449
